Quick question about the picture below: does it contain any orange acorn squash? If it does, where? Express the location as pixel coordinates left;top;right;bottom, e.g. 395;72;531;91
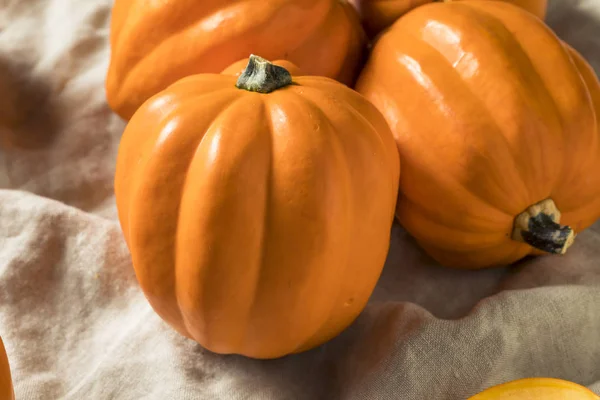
106;0;366;120
114;55;400;359
0;337;14;400
468;378;600;399
356;1;600;269
356;0;547;37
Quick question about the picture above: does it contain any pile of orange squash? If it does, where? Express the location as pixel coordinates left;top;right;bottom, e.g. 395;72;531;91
108;0;600;360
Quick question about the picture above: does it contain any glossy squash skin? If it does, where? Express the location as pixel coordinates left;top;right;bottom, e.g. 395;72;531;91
357;0;547;37
0;337;14;400
356;1;600;269
114;57;400;359
468;378;600;400
106;0;366;120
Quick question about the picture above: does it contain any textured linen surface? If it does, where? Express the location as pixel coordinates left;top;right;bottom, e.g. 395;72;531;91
1;0;599;399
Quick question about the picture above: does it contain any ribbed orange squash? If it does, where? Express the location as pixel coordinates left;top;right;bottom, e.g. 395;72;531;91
0;337;14;400
356;0;547;37
114;55;400;359
106;0;366;120
468;378;600;399
356;1;600;269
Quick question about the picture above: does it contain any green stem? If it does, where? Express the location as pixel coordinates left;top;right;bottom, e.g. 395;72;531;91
512;198;575;254
235;54;292;94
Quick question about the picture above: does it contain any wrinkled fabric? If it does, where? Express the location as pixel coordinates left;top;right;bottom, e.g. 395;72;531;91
0;0;599;398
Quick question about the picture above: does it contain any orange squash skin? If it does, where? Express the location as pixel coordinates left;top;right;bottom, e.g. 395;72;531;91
106;0;366;120
357;0;547;37
114;62;400;359
468;378;600;399
0;337;14;400
356;1;600;269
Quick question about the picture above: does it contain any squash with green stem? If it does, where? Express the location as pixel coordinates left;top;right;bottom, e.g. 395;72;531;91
356;1;600;269
115;55;400;359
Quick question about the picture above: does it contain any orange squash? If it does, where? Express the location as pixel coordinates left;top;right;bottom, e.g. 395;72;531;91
0;337;14;400
468;378;600;399
114;55;400;359
356;0;547;37
356;1;600;269
106;0;366;120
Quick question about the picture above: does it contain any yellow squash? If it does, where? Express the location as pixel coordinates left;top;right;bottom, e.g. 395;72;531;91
469;378;600;400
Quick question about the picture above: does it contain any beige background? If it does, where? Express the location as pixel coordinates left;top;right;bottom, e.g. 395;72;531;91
0;0;599;398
